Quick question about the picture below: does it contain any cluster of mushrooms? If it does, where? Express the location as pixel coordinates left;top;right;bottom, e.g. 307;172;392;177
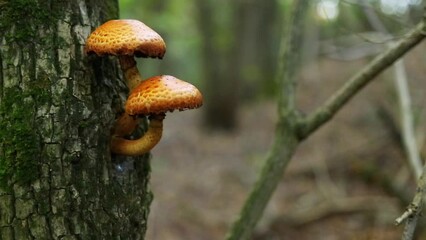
85;19;203;156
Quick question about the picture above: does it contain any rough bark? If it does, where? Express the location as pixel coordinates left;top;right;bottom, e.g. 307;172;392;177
0;1;152;239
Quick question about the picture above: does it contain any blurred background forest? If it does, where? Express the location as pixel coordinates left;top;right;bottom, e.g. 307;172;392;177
119;0;425;239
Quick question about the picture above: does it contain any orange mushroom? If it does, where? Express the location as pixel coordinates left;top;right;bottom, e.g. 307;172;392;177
85;19;166;90
85;19;166;137
111;75;203;156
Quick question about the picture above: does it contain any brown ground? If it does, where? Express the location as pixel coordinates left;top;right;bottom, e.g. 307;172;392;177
146;44;426;240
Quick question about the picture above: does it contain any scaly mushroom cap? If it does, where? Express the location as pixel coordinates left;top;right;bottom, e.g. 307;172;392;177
126;75;203;115
85;19;166;58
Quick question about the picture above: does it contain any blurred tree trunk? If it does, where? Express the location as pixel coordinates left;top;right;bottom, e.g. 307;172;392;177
196;0;239;130
0;1;152;239
196;0;280;130
234;0;280;99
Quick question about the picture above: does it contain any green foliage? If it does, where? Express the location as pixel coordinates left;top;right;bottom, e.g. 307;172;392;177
0;86;50;189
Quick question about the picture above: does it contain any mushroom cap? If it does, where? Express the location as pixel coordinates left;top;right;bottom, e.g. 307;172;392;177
85;19;166;58
126;75;203;115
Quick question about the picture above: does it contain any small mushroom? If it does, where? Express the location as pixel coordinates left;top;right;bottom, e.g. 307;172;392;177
111;75;203;156
85;19;166;90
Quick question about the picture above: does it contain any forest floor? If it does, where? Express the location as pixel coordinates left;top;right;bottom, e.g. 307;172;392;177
145;46;425;240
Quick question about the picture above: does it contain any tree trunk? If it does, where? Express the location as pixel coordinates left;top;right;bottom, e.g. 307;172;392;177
234;0;280;99
0;1;152;239
196;0;239;131
196;0;280;130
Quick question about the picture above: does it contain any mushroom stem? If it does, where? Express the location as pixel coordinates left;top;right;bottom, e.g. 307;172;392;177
119;55;143;90
111;113;140;137
114;56;143;137
110;114;165;156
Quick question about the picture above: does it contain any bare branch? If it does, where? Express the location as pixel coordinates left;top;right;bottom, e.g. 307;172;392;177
359;5;424;239
298;21;426;139
393;56;422;179
361;0;422;180
226;5;425;240
395;164;426;240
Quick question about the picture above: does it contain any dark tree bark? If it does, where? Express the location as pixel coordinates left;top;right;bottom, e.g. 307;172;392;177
0;1;152;239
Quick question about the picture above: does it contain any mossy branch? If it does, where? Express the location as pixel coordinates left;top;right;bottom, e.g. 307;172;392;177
226;4;425;240
226;1;309;239
298;21;426;139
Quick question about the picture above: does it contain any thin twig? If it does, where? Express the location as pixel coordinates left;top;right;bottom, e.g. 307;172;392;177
298;21;426;139
393;10;426;240
361;0;423;181
392;55;423;179
395;207;417;225
360;7;424;237
395;164;426;240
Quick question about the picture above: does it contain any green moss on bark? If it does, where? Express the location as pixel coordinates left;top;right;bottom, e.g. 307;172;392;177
0;86;50;189
0;0;60;45
0;0;60;190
